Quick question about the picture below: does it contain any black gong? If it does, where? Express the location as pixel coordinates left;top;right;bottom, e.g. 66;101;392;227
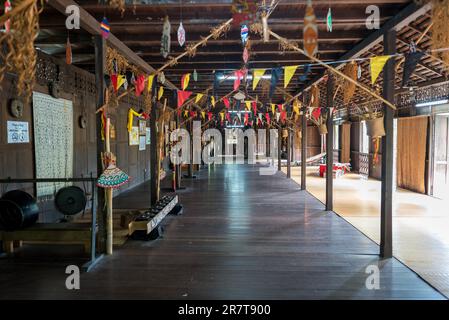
55;186;87;216
0;190;39;230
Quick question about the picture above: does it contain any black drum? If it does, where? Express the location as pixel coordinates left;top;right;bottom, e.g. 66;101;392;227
0;190;39;230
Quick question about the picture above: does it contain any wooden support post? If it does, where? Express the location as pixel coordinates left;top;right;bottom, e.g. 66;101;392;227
380;29;396;258
326;75;334;211
188;120;194;178
278;128;282;171
301;105;307;190
176;110;182;189
150;99;158;205
287;128;291;178
94;35;106;253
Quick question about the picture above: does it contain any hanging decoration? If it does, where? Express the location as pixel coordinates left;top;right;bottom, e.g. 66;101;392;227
428;0;449;69
326;7;332;32
127;108;142;132
111;74;125;93
193;69;198;82
241;24;249;44
276;112;280;122
311;107;321;120
269;68;282;98
100;17;111;39
201;111;206;120
244;113;249;125
402;51;425;87
211;96;216;107
284;65;298;88
207;112;213;121
299;64;311;82
147;75;155;92
293;99;301;116
107;0;126;16
223;97;230;109
135;75;145;96
177;90;192;107
234;70;245;90
243;47;249;64
311;84;320;109
271;104;276;115
66;36;72;65
3;0;12;33
303;0;318;58
97;152;130;189
159;71;166;85
195;93;204;103
158;86;164;100
370;55;391;84
245;101;251;111
357;64;362;79
181;73;191;90
161;16;171;58
252;69;266;90
252;101;257;114
265;113;271;125
178;22;186;47
342;62;357;104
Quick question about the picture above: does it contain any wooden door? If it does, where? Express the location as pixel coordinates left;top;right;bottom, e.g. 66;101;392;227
433;115;449;199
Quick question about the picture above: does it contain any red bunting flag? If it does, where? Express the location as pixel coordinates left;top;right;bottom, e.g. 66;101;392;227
135;75;145;96
226;112;231;123
312;107;321;120
244;113;249;125
111;74;118;92
234;70;245;90
265;113;271;125
278;104;283;112
177;90;192;107
252;101;257;114
207;112;213;121
223;97;230;109
189;110;196;118
281;111;287;123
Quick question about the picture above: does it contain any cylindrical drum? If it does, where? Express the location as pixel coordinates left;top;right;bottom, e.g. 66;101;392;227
0;190;39;230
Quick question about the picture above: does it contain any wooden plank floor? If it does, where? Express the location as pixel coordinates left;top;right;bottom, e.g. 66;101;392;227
283;165;449;298
0;164;444;299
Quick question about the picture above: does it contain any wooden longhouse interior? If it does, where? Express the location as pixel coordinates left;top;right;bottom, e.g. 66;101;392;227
1;0;449;301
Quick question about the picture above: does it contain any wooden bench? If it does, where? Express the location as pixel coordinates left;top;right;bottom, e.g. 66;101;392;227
0;223;97;254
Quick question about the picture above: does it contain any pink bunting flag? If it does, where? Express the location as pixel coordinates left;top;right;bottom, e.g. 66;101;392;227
281;111;287;123
234;70;245;90
265;113;271;125
226;112;231;123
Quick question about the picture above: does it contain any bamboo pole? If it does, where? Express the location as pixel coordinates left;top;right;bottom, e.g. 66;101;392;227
104;118;113;255
156;99;167;202
269;30;396;110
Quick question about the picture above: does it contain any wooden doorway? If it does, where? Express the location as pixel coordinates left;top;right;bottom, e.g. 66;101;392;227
432;114;449;200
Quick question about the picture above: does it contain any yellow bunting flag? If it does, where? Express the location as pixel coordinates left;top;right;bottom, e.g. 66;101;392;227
201;111;206;120
245;101;252;111
181;73;191;90
147;74;155;92
117;75;125;90
158;86;164;100
284;65;298;88
252;69;266;90
271;104;276;115
195;93;204;103
370;55;391;84
184;110;189;118
127;108;142;132
220;112;225;121
293;99;301;115
211;96;216;107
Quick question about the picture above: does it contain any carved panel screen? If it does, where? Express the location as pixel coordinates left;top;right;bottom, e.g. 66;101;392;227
32;92;73;198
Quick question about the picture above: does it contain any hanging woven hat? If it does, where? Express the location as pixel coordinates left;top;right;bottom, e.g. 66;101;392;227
97;165;130;189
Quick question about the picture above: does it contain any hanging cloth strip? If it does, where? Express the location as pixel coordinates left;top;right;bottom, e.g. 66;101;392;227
127;108;142;133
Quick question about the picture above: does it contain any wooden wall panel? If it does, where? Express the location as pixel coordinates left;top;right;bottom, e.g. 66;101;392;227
307;125;322;158
0;52;152;223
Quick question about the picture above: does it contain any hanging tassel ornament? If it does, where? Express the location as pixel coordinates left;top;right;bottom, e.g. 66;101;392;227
326;7;332;32
241;24;249;45
357;64;362;79
66;36;72;65
303;0;318;58
100;17;111;39
177;22;186;47
161;16;171;58
342;62;357;104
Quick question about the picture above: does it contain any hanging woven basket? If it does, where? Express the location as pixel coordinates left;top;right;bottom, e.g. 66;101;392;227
282;129;289;138
366;117;385;137
318;124;328;135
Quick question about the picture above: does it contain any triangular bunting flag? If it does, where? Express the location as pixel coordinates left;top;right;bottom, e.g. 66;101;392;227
276;112;281;122
245;101;251;111
223;97;230;109
158;86;164;100
252;101;257;115
370;55;391;84
284;65;298;88
270;68;282;98
402;51;425;87
253;69;266;90
147;75;155;92
177;90;192;107
181;73;191;90
299;65;311;82
201;111;206;120
312;107;321;120
211;96;216;107
195;93;204;104
271;104;276;115
135;75;145;96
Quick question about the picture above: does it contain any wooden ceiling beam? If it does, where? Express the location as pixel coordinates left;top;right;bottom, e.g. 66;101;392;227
46;0;177;90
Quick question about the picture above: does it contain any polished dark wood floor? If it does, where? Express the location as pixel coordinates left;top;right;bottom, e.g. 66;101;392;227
0;164;444;299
